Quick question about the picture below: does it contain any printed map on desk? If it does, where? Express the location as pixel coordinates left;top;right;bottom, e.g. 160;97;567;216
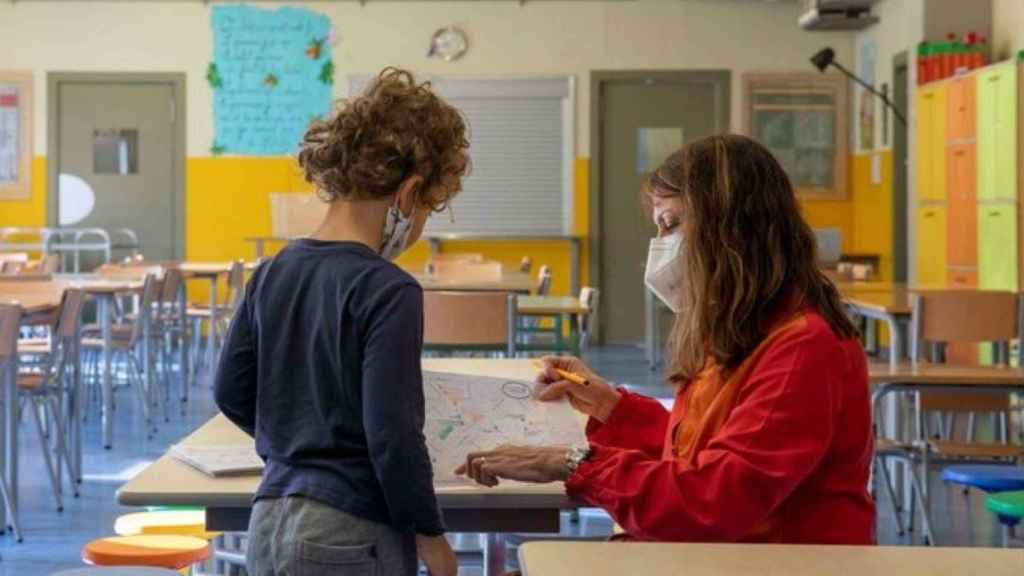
424;371;586;484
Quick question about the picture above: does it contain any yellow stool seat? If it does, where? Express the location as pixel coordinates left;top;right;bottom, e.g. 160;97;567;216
114;511;220;540
82;535;211;570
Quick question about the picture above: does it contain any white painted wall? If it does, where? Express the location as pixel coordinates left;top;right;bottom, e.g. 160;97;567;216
853;0;924;151
993;0;1024;61
0;0;854;157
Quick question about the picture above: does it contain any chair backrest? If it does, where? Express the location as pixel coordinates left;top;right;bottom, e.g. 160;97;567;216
535;265;552;296
519;256;533;274
56;289;86;340
226;261;246;309
1;261;25;275
38;253;60;275
0;303;21;360
160;268;184;307
129;275;160;345
910;290;1020;414
423;291;516;355
578;286;600;350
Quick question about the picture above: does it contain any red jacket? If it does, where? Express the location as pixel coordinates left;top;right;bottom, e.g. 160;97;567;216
566;310;876;544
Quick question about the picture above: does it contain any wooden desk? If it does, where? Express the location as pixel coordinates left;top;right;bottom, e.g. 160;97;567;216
519;541;1024;576
119;359;574;576
517;296;589;355
413;272;534;294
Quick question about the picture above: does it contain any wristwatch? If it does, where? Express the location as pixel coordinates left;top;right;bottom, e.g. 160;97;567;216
565;444;592;475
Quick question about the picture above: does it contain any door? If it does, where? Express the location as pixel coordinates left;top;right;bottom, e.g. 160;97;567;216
597;72;728;344
978;64;1018;202
55;80;181;264
916;205;947;287
946;144;977;269
978;203;1018;291
947;75;976;141
893;54;909;283
915;85;947;202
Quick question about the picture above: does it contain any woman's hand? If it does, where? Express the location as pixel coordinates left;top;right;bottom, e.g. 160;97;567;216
454;445;570;487
415;534;457;576
535;356;621;422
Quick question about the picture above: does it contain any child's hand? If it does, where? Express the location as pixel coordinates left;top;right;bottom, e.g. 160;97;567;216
416;534;457;576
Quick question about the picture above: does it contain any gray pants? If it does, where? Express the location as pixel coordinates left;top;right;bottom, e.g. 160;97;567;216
246;496;418;576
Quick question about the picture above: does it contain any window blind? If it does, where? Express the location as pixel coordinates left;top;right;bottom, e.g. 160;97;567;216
349;76;574;236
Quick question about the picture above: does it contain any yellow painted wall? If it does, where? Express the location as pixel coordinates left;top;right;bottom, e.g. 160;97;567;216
850;151;894;281
0;157;47;228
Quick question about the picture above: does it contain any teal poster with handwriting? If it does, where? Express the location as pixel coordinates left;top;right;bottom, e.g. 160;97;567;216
210;4;333;155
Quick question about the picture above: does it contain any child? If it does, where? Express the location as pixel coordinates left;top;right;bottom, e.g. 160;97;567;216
215;67;469;576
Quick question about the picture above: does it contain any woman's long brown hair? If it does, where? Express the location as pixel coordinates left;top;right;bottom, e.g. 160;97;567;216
653;134;858;383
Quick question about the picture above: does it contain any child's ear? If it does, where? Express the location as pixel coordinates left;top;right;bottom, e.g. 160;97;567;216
396;175;424;217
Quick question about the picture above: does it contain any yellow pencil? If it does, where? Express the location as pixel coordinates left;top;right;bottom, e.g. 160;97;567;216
532;360;589;386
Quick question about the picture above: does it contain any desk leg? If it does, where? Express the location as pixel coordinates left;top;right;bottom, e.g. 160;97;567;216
483;533;507;576
179;285;190;404
141;304;152;431
100;296;114;450
569;314;580;356
72;325;82;483
206;277;219;385
2;356;12;531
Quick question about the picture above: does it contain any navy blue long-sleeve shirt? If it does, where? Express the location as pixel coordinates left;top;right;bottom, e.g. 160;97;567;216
213;238;445;536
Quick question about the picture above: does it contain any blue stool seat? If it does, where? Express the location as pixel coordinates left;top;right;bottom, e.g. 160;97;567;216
942;465;1024;493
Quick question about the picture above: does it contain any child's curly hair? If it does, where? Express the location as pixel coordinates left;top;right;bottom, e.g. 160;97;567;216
298;67;470;211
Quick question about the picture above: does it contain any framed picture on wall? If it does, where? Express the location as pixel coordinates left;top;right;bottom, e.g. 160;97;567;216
742;72;849;200
0;72;32;200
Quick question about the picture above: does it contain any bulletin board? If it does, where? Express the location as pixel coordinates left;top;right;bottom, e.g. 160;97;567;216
0;72;32;200
209;4;334;156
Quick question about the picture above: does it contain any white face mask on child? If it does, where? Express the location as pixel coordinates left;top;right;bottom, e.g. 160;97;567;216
379;197;417;261
644;233;685;313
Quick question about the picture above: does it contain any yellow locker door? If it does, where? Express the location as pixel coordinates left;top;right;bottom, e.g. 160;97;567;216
916;86;947;202
917;205;947;287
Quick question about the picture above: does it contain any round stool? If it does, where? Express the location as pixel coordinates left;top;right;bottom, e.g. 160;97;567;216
82;535;211;572
115;510;220;540
52;568;180;575
986;490;1024;521
941;465;1024;492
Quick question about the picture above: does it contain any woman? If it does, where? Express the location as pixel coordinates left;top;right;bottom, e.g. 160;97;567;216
457;134;875;544
216;68;468;575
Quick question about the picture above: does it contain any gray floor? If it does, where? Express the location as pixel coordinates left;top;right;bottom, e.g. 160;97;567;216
0;344;1017;575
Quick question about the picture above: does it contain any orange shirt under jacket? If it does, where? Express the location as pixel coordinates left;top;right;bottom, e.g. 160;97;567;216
565;309;876;544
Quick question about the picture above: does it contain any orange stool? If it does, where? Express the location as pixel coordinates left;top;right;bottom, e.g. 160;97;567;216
82;535;211;574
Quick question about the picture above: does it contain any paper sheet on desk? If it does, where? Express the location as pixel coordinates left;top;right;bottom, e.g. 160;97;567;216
170;444;264;478
423;371;586;485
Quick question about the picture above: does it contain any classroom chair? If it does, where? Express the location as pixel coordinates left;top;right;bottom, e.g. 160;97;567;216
942;465;1024;547
186;261;245;380
875;290;1024;544
423;291;517;357
577;287;600;352
82;535;211;574
534;265;552;296
81;275;161;437
16;289;84;512
986;490;1024;547
0;304;25;543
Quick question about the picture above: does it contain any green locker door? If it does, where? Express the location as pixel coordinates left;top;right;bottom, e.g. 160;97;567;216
977;64;1018;201
978;203;1019;291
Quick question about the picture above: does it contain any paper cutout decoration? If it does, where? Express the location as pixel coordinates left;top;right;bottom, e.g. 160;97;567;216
210;4;333;156
58;173;96;226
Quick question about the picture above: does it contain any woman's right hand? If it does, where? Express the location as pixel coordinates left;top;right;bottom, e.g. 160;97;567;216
535;356;621;423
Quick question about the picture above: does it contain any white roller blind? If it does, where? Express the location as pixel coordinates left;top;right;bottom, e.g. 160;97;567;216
349;76;574;236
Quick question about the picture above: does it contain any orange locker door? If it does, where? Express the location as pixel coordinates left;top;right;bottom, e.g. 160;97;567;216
946;144;977;268
947;75;977;141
